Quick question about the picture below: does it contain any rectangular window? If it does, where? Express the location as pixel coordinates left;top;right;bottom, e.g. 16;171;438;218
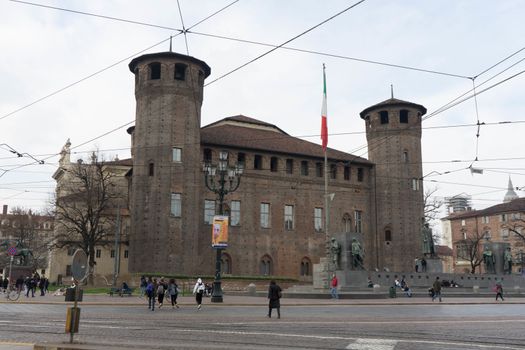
67;247;75;256
402;151;408;163
237;153;246;167
400;110;409;123
344;166;350;180
330;164;337;179
172;147;182;162
284;205;294;230
484;231;491;240
124;250;129;259
500;214;507;222
461;219;466;226
260;203;270;228
171;193;181;217
482;216;489;224
380;111;389;124
412;178;420;191
95;249;101;258
301;161;309;176
314;208;323;232
501;229;509;239
110;250;115;258
357;168;364;182
270;157;278;172
354;210;362;233
203;148;212;164
254;155;263;170
204;200;215;224
316;162;323;177
231;200;241;226
66;265;72;276
286;159;293;174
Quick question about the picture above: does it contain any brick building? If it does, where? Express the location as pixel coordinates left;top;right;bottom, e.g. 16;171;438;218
445;194;525;274
122;51;427;279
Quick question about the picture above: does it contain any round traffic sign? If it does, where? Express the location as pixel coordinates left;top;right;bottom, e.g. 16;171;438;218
7;246;16;256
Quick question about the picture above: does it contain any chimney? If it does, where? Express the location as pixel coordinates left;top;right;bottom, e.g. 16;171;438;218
2;205;7;215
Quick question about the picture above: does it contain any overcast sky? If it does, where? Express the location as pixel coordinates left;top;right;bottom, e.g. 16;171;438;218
1;0;524;219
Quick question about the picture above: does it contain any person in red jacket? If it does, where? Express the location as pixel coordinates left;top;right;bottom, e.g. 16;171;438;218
330;274;339;299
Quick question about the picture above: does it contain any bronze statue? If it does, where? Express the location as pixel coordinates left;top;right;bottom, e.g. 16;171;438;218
330;237;341;270
351;238;364;269
422;223;435;257
483;246;495;274
503;247;513;274
0;239;33;266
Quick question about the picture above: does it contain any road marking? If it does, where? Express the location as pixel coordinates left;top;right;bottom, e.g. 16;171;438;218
346;338;397;350
221;319;525;325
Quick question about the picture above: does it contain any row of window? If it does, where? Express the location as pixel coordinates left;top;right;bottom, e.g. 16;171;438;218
148;62;188;81
460;212;522;226
203;149;366;181
0;219;53;229
219;253;312;276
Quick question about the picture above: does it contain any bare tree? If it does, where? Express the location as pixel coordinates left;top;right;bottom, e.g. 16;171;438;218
0;207;51;271
52;152;119;285
505;212;525;242
455;229;485;274
424;186;443;223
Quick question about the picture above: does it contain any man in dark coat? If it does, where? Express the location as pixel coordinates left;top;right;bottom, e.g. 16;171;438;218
267;280;282;319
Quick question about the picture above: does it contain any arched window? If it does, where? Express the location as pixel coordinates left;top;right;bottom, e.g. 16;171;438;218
174;63;187;80
300;257;312;276
149;62;161;80
260;255;273;276
148;162;154;176
221;253;232;275
342;213;352;233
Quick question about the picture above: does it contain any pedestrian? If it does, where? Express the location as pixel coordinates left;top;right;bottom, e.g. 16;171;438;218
44;277;49;294
38;276;47;296
421;258;427;272
145;277;156;311
25;276;35;298
415;257;419;272
168;278;180;309
139;275;147;297
193;278;205;310
157;278;166;308
267;280;282;319
330;274;339;299
432;276;442;302
495;283;504;301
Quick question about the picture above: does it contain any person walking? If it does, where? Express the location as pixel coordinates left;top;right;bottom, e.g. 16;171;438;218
330;274;339;299
432;276;442;302
38;276;47;296
168;278;180;309
495;283;504;301
193;278;205;310
421;258;427;272
146;277;157;311
267;280;282;319
157;278;166;308
139;275;147;298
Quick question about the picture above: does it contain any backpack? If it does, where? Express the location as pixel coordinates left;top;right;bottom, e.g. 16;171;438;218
157;284;164;294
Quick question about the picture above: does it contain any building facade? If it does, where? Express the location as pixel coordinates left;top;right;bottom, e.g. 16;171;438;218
445;196;525;274
122;51;427;278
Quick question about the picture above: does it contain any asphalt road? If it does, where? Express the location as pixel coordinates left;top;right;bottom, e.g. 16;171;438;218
1;296;525;349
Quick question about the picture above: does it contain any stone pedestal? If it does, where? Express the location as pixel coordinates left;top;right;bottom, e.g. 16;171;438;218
425;258;443;273
313;257;330;289
5;265;33;281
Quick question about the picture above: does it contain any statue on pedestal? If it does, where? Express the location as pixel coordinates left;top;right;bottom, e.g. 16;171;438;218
422;223;435;257
503;247;513;275
330;237;341;270
483;246;495;274
351;238;364;269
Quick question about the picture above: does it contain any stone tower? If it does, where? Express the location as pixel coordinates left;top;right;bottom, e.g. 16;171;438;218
127;52;211;274
360;98;427;271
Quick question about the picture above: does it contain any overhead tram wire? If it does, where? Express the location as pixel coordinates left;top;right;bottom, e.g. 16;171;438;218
2;0;241;122
203;0;367;87
176;0;190;55
188;31;471;80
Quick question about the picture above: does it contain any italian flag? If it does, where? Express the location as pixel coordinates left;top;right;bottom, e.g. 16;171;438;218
320;65;328;151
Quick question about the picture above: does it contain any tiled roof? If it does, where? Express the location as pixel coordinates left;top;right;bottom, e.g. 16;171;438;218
436;245;453;256
105;158;133;166
201;116;372;164
443;197;525;220
359;98;427;118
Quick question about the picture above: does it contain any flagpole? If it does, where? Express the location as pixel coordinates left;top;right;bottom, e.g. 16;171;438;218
321;63;331;287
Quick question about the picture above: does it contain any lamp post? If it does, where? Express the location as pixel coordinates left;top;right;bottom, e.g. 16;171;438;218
204;150;243;303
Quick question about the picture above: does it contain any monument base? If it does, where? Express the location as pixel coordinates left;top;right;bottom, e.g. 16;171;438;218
5;265;33;281
313;258;330;290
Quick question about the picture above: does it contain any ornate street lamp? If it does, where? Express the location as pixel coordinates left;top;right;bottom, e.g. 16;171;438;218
204;150;243;302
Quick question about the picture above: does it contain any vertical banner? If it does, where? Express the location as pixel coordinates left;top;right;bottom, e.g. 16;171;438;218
212;215;229;248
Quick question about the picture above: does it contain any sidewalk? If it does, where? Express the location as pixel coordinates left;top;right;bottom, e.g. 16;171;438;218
2;292;524;306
